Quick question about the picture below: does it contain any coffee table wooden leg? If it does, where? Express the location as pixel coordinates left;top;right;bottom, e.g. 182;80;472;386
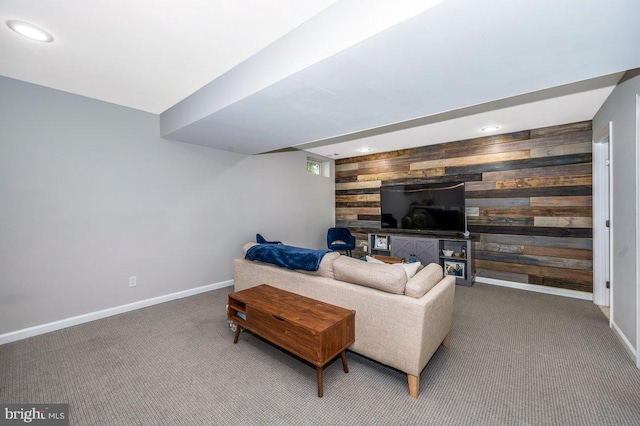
233;324;241;344
340;351;349;373
317;366;323;397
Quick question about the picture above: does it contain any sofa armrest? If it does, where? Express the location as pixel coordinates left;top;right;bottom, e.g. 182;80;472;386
405;263;444;298
412;275;455;374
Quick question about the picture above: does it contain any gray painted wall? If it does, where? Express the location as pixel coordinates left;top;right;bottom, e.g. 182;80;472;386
0;76;335;335
593;70;639;354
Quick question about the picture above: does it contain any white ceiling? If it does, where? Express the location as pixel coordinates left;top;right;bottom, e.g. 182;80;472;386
0;0;340;113
300;73;623;159
2;0;639;158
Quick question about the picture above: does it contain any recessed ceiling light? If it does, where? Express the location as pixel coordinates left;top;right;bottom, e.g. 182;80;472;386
481;126;500;132
358;147;371;153
6;20;54;42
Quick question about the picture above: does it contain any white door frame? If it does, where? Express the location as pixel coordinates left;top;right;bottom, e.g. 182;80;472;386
592;122;613;312
635;95;640;369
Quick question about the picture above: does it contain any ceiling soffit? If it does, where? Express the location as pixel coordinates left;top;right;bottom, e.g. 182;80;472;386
160;0;640;154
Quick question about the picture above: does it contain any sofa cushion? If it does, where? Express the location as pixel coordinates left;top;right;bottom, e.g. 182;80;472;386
299;251;340;279
366;255;421;280
333;256;407;294
404;263;444;298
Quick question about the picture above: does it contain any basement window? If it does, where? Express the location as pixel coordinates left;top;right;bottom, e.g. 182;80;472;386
307;158;321;175
307;157;329;177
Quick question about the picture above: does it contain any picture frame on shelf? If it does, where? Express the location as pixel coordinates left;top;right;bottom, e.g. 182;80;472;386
374;235;389;250
444;260;465;278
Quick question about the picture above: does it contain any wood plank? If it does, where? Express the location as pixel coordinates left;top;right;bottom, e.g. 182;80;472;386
402;143;448;158
336;213;357;221
336;207;380;216
528;275;592;292
496;174;592;189
529;121;591;139
526;129;591;144
534;217;593;228
357;163;412;176
411;150;530;170
465;197;531;207
335;163;358;172
475;251;592;270
482;163;593;182
523;246;592;260
337;145;441;165
357;168;444;182
467;217;534;226
381;174;483;186
336;188;380;196
335;220;380;228
445;153;592;176
465;207;480;217
475;259;592;283
465;181;497;191
335;181;381;191
357;151;443;175
347;227;385;236
335;194;380;203
336;203;380;209
475;268;529;283
530;195;592;207
336;202;379;209
437;130;532;150
468;225;592;238
465;185;592;199
336;176;358;184
479;206;592;217
335;169;358;179
356;164;410;176
530;142;592;158
479;234;592;250
475;242;524;254
445;130;591;159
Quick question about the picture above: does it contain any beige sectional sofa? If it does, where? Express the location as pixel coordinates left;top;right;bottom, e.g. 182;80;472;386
233;243;455;398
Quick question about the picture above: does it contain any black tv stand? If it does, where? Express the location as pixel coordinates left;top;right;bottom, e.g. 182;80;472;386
368;232;474;286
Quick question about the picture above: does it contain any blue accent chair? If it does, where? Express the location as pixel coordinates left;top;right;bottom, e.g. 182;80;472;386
327;227;356;257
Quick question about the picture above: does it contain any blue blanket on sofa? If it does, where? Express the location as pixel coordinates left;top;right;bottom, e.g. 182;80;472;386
245;244;331;271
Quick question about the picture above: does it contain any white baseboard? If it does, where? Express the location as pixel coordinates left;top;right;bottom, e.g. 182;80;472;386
0;280;235;346
611;318;638;363
475;277;593;301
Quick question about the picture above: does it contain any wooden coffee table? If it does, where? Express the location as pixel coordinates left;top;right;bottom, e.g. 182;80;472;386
370;254;405;264
228;284;355;397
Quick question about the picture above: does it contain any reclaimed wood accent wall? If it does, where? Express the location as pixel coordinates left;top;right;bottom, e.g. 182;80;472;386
335;121;593;292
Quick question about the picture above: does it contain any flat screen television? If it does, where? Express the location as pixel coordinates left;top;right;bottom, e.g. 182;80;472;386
380;182;466;233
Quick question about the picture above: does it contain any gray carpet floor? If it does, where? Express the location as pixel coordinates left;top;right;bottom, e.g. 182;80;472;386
1;283;639;426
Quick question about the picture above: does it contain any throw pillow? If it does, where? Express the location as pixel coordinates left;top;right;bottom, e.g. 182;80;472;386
400;262;422;280
331;240;346;245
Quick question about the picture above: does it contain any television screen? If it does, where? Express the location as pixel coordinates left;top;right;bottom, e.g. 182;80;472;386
380;182;466;233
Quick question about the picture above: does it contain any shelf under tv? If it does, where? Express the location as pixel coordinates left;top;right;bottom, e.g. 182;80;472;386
368;233;474;286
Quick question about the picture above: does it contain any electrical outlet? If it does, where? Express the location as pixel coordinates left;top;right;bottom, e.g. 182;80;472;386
129;276;137;287
363;245;368;252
